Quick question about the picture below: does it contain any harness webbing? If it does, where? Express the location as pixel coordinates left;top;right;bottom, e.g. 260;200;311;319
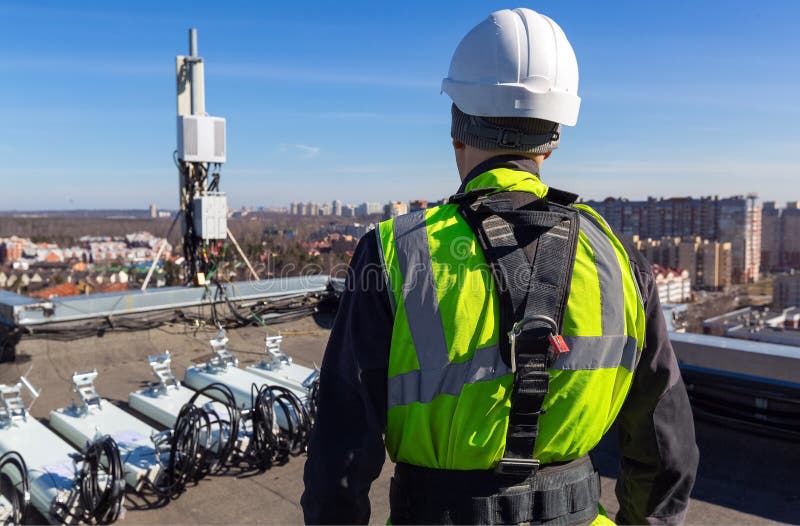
391;455;599;525
456;188;580;476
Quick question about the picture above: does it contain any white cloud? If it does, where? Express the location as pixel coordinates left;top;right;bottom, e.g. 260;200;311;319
279;143;321;159
294;144;321;158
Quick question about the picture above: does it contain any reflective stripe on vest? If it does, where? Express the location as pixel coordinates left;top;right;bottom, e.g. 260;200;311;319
378;168;646;469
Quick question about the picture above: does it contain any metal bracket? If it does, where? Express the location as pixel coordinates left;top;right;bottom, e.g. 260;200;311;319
257;334;291;371
151;429;174;469
147;351;180;394
0;383;27;424
20;301;55;318
302;368;320;390
0;376;40;424
71;370;102;413
206;329;238;370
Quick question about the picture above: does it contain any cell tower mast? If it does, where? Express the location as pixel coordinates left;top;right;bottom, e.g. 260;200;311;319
175;28;228;285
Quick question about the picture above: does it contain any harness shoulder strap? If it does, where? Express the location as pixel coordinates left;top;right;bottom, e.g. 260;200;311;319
545;186;579;206
457;190;580;476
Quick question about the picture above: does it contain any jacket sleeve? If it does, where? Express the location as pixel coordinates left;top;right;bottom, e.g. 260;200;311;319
614;250;699;525
301;230;393;525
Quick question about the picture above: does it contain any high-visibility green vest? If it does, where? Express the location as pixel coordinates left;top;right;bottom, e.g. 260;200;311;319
376;167;646;470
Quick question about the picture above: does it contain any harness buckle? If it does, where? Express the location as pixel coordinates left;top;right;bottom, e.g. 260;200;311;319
495;457;540;476
508;315;559;372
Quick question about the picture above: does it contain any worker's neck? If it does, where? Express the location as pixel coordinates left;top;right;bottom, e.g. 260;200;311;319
456;146;544;181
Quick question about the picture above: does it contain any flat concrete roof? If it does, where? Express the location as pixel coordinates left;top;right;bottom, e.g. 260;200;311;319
2;315;798;525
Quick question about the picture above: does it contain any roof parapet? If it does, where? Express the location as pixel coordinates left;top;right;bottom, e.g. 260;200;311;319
0;275;333;327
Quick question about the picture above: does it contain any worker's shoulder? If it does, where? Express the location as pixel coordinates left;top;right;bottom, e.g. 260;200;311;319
572;201;604;224
572;203;651;278
378;202;460;229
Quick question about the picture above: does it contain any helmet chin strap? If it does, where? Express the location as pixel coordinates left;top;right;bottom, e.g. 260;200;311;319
451;104;561;155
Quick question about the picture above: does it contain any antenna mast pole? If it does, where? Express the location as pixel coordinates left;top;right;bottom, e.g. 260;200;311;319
173;29;257;288
175;28;224;286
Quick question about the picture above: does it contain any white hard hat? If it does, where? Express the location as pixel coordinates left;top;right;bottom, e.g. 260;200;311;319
442;8;581;126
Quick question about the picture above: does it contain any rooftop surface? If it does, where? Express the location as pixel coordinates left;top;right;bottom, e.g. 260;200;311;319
3;313;799;525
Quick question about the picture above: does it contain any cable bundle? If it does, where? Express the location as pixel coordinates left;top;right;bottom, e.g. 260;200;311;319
146;383;242;500
270;385;312;456
0;451;29;526
185;383;241;476
164;402;211;496
71;436;125;525
246;383;312;471
208;279;322;329
306;376;321;421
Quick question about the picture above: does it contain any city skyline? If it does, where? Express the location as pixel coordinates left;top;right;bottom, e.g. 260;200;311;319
0;1;797;209
5;190;800;215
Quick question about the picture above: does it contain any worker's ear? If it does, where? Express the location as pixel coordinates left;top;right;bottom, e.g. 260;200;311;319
453;139;468;179
543;151;552;160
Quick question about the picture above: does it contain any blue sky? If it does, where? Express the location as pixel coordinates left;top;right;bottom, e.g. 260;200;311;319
0;1;798;210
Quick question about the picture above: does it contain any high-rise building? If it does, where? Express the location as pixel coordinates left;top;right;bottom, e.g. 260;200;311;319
677;237;700;282
385;201;409;219
758;201;800;272
634;237;680;270
747;195;762;282
587;194;761;283
367;202;383;215
342;205;356;217
332;200;342;216
761;201;782;272
716;194;760;283
783;202;800;269
698;240;732;291
290;202;298;215
355;202;382;216
773;270;800;309
149;203;158;218
632;235;731;291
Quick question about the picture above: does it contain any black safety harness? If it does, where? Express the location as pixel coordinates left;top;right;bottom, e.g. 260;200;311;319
390;186;601;525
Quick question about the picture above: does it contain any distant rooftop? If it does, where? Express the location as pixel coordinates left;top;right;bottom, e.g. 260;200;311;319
704;306;800;348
